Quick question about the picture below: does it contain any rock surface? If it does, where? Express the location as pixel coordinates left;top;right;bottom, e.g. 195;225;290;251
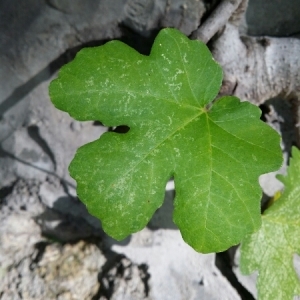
112;228;240;300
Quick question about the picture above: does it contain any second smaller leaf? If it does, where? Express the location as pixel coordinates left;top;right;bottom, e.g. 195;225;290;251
240;146;300;300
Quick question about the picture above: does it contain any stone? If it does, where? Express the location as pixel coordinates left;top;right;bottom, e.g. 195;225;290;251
112;228;241;300
161;0;206;35
246;0;300;36
1;240;105;300
99;256;150;300
123;0;167;35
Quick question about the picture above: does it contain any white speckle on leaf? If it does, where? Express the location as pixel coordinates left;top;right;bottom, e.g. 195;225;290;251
129;192;136;200
161;54;171;64
117;203;124;211
152;149;160;154
169;82;182;91
174;148;180;157
127;91;137;99
122;62;130;69
180;37;188;45
85;77;94;87
145;131;154;139
183;53;188;63
170;69;184;81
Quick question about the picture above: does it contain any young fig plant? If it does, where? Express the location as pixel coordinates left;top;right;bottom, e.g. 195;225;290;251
49;28;282;253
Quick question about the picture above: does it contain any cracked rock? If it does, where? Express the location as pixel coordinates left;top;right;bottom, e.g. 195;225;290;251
112;228;241;300
1;241;105;300
99;256;150;300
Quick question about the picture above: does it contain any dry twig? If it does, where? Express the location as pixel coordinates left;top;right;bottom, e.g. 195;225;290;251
191;0;245;43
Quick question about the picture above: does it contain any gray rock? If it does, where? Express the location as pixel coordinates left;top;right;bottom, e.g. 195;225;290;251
1;241;104;300
0;180;150;300
100;256;150;300
112;228;241;300
47;0;100;14
123;0;167;35
9;127;54;180
246;0;300;37
161;0;206;35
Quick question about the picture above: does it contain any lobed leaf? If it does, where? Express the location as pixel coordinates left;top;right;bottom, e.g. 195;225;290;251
49;28;282;253
240;146;300;299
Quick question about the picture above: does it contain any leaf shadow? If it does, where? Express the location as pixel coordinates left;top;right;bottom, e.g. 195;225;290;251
34;195;103;243
33;188;177;247
147;189;178;230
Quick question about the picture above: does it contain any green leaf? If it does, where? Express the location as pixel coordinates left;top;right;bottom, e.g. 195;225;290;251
49;28;282;253
240;146;300;300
